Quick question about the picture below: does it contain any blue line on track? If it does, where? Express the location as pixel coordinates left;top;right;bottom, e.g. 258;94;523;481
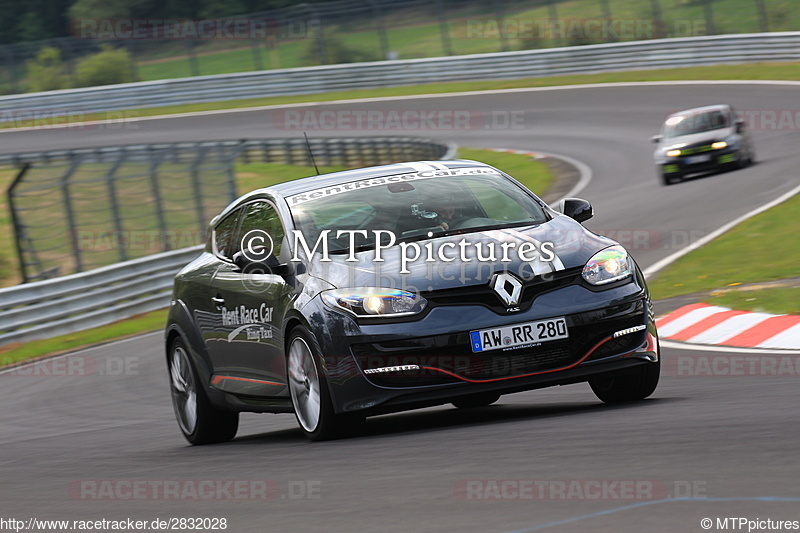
504;497;800;532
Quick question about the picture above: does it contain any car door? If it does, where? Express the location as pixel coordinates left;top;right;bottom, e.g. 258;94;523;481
206;199;293;398
195;207;244;375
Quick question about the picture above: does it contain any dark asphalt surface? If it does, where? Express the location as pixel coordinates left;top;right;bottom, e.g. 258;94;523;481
1;82;799;532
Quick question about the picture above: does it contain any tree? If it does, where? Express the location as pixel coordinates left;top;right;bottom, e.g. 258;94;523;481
26;46;68;92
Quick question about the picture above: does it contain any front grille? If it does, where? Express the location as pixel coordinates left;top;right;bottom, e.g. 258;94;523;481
678;144;713;156
421;267;583;315
351;299;647;387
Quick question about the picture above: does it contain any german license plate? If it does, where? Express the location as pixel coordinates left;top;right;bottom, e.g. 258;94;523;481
470;317;568;353
685;154;711;165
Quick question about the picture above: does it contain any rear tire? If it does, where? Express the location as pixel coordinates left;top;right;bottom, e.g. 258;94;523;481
452;393;500;409
287;326;364;441
168;338;239;445
589;358;660;404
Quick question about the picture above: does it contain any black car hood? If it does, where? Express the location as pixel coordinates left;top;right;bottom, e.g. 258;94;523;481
305;214;618;291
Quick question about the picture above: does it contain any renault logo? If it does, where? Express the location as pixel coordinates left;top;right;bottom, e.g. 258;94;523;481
491;272;523;307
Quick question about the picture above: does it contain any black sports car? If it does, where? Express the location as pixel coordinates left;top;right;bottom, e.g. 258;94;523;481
652;104;755;185
166;160;660;443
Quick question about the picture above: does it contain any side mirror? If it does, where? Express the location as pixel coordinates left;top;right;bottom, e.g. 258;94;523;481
735;118;745;133
651;134;663;144
558;198;593;223
232;250;293;277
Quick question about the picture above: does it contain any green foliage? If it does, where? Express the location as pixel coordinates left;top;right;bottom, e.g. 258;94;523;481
68;0;149;21
25;46;68;92
305;35;380;65
75;45;134;87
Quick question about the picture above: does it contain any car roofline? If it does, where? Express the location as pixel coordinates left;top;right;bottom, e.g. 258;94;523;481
212;159;500;223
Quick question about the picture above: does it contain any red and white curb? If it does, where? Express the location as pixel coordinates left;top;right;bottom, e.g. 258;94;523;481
657;303;800;350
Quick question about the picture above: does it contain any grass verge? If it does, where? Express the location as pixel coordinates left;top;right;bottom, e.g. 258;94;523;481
706;286;800;315
0;309;168;368
2;62;798;129
0;148;549;364
648;194;800;312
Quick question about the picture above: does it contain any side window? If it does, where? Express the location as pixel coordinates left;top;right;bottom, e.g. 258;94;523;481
213;210;241;260
237;201;285;258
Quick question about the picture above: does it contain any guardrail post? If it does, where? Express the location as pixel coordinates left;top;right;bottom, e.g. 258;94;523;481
189;145;210;230
3;45;20;94
60;38;80;88
370;0;391;60
250;38;264;71
599;0;617;42
7;163;32;282
306;5;327;65
221;144;238;203
494;0;509;52
546;0;561;47
434;0;454;56
61;155;85;273
124;40;141;82
648;0;666;38
186;40;200;76
703;0;716;35
147;148;170;252
753;0;769;32
105;152;129;263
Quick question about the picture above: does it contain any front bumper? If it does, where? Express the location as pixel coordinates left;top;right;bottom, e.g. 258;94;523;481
660;147;740;175
313;278;659;415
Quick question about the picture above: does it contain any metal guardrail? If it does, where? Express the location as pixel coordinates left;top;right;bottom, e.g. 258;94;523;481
0;137;453;346
0;246;202;346
1;32;798;118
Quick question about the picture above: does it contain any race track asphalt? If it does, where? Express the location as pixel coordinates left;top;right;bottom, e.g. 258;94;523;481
1;82;798;532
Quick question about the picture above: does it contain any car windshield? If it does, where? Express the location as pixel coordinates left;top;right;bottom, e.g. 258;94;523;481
288;170;548;254
664;109;731;138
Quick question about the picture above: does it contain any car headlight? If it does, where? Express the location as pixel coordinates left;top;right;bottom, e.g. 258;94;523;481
321;288;427;317
582;245;632;286
666;149;681;157
711;141;727;150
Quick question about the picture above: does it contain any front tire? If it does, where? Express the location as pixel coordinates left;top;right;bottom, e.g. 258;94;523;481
660;170;681;186
452;393;500;409
287;326;363;441
589;358;660;404
168;338;239;445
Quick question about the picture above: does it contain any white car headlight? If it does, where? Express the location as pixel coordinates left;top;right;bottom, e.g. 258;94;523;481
322;288;427;317
582;245;632;286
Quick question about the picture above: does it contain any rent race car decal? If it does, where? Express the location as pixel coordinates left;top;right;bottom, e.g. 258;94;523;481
221;304;275;343
286;167;502;206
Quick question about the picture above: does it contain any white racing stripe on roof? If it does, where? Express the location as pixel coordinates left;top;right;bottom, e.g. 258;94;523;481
420;161;450;171
687;312;774;345
658;306;730;338
404;162;438;172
